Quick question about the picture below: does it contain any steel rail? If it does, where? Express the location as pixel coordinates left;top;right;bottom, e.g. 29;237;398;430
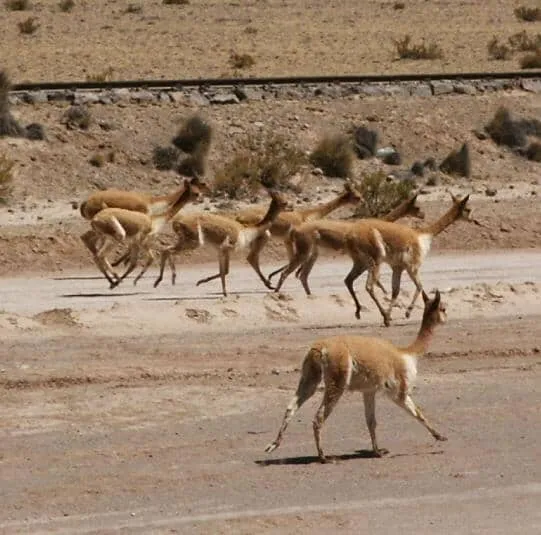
11;70;541;92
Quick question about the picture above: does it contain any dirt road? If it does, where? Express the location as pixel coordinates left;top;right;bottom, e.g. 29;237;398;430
1;250;541;534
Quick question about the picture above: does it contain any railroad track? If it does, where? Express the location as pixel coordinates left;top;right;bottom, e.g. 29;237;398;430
11;70;541;92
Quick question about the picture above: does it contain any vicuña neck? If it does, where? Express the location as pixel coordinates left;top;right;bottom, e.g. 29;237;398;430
419;204;460;237
403;319;436;357
257;198;283;227
299;192;349;221
165;187;193;220
382;198;414;222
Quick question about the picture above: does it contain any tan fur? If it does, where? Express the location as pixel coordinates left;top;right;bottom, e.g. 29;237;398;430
265;290;448;463
79;186;188;220
82;178;210;288
343;194;472;325
272;193;426;297
153;189;291;295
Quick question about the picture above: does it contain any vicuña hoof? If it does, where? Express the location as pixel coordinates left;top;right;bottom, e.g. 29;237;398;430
372;447;389;458
264;442;278;453
434;433;448;442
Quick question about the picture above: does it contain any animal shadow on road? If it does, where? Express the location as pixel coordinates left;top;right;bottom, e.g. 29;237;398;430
255;450;381;466
256;448;444;466
61;292;148;298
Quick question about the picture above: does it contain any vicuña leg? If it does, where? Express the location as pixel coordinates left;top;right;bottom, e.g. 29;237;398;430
313;381;345;463
196;244;232;296
246;233;274;290
404;266;424;319
343;259;369;320
93;239;120;286
365;261;391;326
363;391;388;457
265;354;322;454
133;247;157;286
296;248;319;296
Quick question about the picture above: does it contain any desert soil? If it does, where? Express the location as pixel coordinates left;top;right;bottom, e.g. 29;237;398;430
1;1;541;533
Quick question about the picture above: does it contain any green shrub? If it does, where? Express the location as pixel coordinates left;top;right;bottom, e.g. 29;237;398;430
354;170;415;218
309;133;354;178
214;135;306;198
394;35;443;60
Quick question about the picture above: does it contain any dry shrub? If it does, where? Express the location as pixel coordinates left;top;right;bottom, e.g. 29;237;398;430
125;3;142;13
439;142;471;178
25;122;45;140
354;170;415;218
62;104;92;130
525;142;541;161
163;0;189;4
351;125;378;159
394;35;443;60
0;153;15;202
58;0;74;12
229;52;255;69
508;30;541;51
393;2;405;9
86;67;114;82
487;37;512;60
89;153;105;168
18;16;39;34
172;115;212;154
5;0;29;10
0;71;25;137
178;148;208;178
485;107;527;148
514;6;541;22
214;135;306;198
152;146;180;171
310;133;354;178
520;49;541;69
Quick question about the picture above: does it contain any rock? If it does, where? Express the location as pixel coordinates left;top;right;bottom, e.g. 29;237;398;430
431;81;454;95
131;90;155;103
410;83;433;97
22;91;49;104
383;84;410;98
73;92;101;105
358;84;386;97
169;91;185;103
158;92;171;103
499;222;511;233
111;88;132;102
521;79;541;93
189;92;210;107
453;83;477;95
382;150;402;166
234;85;262;101
485;187;498;197
209;92;240;105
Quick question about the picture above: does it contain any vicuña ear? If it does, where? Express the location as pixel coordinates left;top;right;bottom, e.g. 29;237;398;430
460;194;470;206
422;290;429;304
433;289;441;307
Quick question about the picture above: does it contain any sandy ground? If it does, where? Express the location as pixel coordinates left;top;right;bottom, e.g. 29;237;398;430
1;251;541;533
3;0;541;82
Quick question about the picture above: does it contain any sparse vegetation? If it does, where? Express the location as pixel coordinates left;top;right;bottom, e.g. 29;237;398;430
393;2;405;9
525;141;541;161
0;153;15;202
163;0;189;4
485;107;527;148
508;30;541;51
152;146;181;171
62;104;92;130
58;0;74;12
124;3;142;13
5;0;29;10
18;16;39;34
514;5;541;22
394;35;443;60
89;153;105;168
487;36;513;60
214;135;306;198
0;71;25;137
86;67;114;82
520;49;541;69
25;122;45;140
229;52;255;70
351;125;378;159
177;148;208;178
439;142;471;178
309;133;354;178
354;170;415;218
172;115;213;154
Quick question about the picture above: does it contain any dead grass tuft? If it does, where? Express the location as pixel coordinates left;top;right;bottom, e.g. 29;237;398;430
354;170;415;218
309;133;354;178
0;153;15;203
229;52;255;70
18;16;39;34
62;104;91;130
86;67;114;82
214;135;306;198
487;37;513;60
5;0;29;10
485;107;528;148
58;0;74;12
508;30;541;51
519;49;541;69
514;6;541;22
394;35;443;60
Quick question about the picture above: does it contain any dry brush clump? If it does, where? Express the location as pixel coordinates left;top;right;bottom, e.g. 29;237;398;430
214;134;306;199
5;0;30;10
353;170;415;218
58;0;74;12
229;52;255;70
393;35;443;60
62;104;92;130
520;49;541;69
439;142;471;178
0;153;15;203
310;133;354;178
487;37;513;60
163;0;189;5
18;16;39;34
0;71;27;137
514;5;541;22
